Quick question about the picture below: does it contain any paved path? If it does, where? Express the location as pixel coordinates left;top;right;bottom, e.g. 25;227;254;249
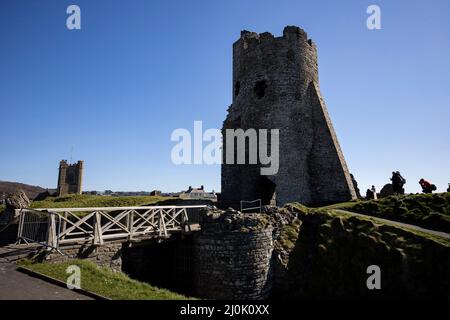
0;261;93;300
333;209;450;240
0;244;92;300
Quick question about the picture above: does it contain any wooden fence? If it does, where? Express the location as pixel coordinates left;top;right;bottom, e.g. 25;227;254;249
17;205;206;249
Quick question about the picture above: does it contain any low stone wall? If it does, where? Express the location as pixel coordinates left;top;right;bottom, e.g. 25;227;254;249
195;209;274;300
44;243;122;271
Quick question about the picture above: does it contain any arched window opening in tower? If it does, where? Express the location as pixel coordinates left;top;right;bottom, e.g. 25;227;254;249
254;80;267;99
234;81;241;96
68;172;76;184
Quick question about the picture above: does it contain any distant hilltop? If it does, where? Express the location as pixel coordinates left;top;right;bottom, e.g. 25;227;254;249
0;181;51;200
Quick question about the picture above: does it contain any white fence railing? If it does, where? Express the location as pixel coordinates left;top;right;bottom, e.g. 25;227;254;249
16;209;56;248
240;199;262;213
17;206;206;249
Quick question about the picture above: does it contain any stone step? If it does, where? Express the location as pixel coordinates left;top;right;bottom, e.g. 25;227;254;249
0;244;41;263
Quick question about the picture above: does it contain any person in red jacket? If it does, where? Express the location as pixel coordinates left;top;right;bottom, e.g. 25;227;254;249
419;178;436;193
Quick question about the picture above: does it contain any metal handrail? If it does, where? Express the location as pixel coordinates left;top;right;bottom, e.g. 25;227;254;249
240;199;262;213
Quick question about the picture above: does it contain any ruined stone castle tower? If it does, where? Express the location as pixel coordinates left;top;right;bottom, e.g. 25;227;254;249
57;160;83;196
221;26;356;209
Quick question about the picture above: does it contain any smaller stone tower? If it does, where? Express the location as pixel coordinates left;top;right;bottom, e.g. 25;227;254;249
57;160;84;196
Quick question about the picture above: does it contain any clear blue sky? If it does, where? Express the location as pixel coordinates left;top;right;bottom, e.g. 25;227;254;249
1;0;449;194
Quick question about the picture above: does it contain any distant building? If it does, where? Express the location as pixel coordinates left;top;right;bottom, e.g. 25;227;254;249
102;190;154;196
150;190;162;196
82;191;98;195
161;192;182;197
113;191;150;196
179;185;217;201
57;160;84;197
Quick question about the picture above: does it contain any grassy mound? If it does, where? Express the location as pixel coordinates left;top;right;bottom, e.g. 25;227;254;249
0;194;175;218
18;259;194;300
338;193;450;233
30;194;172;209
273;206;450;299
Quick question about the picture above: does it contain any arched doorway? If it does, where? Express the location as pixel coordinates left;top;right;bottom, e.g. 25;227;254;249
256;176;276;206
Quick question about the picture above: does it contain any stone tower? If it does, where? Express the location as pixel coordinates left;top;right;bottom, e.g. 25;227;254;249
221;26;356;209
57;160;84;196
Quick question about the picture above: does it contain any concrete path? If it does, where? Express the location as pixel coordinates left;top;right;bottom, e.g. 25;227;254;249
0;260;93;300
333;209;450;240
0;244;92;300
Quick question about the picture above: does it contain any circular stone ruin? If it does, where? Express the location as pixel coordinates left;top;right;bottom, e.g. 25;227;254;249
195;208;274;299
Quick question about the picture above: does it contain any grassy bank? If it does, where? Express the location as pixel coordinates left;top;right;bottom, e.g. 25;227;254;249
335;193;450;233
0;194;175;218
19;259;194;300
30;194;172;209
286;202;450;246
274;204;450;299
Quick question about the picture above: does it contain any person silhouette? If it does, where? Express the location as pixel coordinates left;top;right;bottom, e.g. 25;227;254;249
391;171;406;194
419;178;436;194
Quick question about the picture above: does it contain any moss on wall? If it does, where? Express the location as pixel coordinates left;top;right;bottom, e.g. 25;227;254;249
272;205;450;299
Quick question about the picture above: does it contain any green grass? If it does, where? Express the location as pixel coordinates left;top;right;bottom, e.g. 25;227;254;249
278;219;301;250
328;209;450;247
284;201;450;246
0;194;182;218
320;200;361;210
277;204;450;299
0;194;175;218
30;194;173;209
285;202;310;215
18;259;195;300
332;193;450;233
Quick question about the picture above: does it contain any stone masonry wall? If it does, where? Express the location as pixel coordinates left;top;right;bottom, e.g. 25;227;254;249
221;26;356;209
195;209;274;300
43;243;122;272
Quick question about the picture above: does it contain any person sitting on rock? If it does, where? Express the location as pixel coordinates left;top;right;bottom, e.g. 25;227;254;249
391;171;406;194
447;183;450;193
419;178;436;194
366;188;374;200
366;186;378;200
371;185;378;200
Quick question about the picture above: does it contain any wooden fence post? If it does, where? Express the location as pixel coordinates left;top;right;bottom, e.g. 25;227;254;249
182;208;191;233
16;209;24;244
159;210;168;237
128;210;134;240
93;211;104;245
46;213;58;250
